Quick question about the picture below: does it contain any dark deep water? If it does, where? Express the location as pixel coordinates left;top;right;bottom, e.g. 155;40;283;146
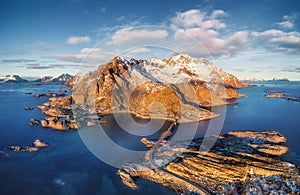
0;81;299;194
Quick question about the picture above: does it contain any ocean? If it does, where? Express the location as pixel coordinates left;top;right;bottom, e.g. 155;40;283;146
0;81;299;194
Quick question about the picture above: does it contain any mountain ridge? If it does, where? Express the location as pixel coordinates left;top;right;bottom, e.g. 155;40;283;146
34;73;72;83
0;75;28;83
70;54;248;123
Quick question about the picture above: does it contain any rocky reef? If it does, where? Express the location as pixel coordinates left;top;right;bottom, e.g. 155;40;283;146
8;139;49;152
118;130;300;194
69;54;248;123
32;94;103;130
264;90;300;102
32;95;78;130
24;106;34;110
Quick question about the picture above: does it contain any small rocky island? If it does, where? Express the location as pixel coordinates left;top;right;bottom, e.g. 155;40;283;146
8;139;49;152
264;90;300;102
118;130;300;194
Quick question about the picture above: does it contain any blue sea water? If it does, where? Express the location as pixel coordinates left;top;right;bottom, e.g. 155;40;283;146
0;81;299;194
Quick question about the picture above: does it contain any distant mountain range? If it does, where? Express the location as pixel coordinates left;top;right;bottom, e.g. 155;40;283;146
34;73;72;83
0;75;28;83
0;73;72;84
242;78;290;82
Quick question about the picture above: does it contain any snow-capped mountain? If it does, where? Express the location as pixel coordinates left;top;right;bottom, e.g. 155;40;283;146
35;76;54;82
71;54;247;123
133;54;247;88
51;73;72;83
0;75;28;83
35;73;72;83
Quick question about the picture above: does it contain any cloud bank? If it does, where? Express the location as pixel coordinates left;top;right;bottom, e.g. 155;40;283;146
67;36;91;45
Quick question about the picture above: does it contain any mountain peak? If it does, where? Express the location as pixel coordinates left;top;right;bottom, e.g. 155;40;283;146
171;53;193;61
0;75;28;83
162;54;194;65
34;73;72;83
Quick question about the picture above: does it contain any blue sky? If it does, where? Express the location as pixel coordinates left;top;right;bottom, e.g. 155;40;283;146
1;0;300;80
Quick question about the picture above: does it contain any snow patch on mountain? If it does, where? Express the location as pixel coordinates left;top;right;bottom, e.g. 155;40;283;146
35;73;72;83
0;75;28;83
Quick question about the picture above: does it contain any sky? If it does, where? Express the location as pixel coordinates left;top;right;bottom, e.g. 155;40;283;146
0;0;300;80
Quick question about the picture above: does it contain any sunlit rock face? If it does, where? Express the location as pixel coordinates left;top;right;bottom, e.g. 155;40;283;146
118;130;300;194
36;95;78;130
70;54;247;123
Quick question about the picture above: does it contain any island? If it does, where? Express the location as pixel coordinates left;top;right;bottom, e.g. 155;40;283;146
33;54;249;130
264;90;300;102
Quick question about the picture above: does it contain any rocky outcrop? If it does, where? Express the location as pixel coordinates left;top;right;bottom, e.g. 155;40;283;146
35;95;78;130
264;90;300;102
118;130;300;194
33;92;66;98
70;54;247;123
58;89;67;93
8;139;49;152
264;93;286;98
8;146;38;152
29;118;40;126
33;139;49;147
64;75;76;86
33;94;102;130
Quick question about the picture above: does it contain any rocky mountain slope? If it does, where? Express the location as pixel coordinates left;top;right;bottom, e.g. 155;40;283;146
70;54;247;123
0;75;28;83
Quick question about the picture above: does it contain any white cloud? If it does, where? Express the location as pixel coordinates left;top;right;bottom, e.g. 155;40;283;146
226;31;248;46
106;29;168;45
171;9;205;29
174;28;218;40
276;21;294;29
117;16;125;21
67;36;91;45
171;9;248;57
251;29;284;37
210;10;227;19
171;9;226;30
80;48;102;54
268;35;300;53
251;29;300;55
171;10;300;57
276;13;297;29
